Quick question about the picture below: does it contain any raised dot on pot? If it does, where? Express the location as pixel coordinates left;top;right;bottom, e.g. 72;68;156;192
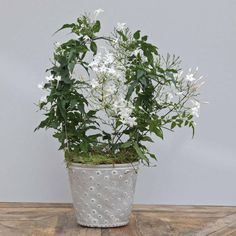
92;209;97;214
90;198;96;203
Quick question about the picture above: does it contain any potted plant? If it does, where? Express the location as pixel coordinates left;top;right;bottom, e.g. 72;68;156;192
36;9;203;227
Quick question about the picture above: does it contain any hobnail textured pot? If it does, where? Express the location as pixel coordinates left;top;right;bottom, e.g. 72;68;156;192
68;162;139;227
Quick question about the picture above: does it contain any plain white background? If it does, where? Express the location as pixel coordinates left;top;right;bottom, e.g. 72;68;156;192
0;0;236;205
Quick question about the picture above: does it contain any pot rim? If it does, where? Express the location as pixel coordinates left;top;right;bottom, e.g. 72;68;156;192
69;161;139;169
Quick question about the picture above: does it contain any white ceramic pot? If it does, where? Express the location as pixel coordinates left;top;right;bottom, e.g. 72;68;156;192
68;162;139;227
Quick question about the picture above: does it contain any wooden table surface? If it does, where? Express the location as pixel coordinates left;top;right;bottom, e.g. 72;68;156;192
0;203;236;236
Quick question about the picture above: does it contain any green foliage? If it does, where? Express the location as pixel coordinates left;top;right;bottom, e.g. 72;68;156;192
36;12;202;166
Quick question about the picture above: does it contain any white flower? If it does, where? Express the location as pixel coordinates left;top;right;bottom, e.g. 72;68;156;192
54;76;61;88
83;35;90;41
116;22;127;31
94;8;104;18
45;75;54;81
90;78;99;88
166;92;174;102
105;84;116;96
99;65;108;73
54;76;61;81
37;82;44;90
125;116;137;127
119;108;130;118
92;67;99;72
113;97;127;112
89;53;102;68
185;73;196;82
104;52;114;64
107;68;117;76
176;91;184;96
191;100;200;117
118;104;137;127
55;42;61;48
113;38;119;44
132;49;142;57
174;70;183;80
191;107;199;117
40;95;47;103
191;81;205;92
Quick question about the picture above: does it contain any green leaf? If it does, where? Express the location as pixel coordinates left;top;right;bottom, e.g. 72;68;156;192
88;133;102;141
54;23;76;35
126;81;137;100
142;35;148;41
120;141;133;148
57;101;67;120
90;41;97;55
92;21;101;33
137;70;145;80
171;122;176;129
148;152;157;160
133;30;140;40
102;131;111;140
117;31;128;41
189;122;195;138
80;141;89;152
87;110;97;117
184;120;189;126
188;114;193;120
140;136;154;142
149;121;163;139
70;99;77;109
134;142;149;163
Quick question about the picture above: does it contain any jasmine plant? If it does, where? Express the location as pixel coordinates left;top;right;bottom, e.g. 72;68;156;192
36;9;204;165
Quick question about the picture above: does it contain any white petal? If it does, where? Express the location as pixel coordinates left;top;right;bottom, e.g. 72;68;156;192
94;8;104;18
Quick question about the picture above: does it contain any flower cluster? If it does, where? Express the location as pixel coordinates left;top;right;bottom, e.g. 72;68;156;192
150;67;204;118
88;50;137;127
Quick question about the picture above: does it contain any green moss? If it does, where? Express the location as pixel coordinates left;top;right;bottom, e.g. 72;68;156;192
65;149;139;165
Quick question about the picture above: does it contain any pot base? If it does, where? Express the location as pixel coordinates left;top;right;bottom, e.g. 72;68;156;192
77;220;129;228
